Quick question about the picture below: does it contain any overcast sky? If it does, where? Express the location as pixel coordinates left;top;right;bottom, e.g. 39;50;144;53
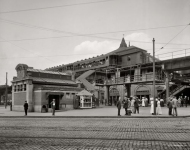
0;0;190;85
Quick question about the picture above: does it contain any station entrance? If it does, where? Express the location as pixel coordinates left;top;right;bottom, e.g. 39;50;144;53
48;95;60;110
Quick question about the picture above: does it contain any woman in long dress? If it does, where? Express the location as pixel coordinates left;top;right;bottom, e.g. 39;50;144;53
150;97;154;115
142;97;145;107
131;97;135;114
156;99;162;115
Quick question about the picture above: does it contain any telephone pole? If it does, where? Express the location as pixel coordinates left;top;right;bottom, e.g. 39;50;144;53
153;38;156;115
5;72;8;109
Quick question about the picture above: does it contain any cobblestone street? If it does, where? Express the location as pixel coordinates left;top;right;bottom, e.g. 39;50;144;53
0;118;190;150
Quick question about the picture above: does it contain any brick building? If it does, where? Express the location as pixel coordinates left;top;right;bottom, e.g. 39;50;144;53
12;64;82;112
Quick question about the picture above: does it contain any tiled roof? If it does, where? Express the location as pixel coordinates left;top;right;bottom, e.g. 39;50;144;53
31;77;76;85
27;68;69;76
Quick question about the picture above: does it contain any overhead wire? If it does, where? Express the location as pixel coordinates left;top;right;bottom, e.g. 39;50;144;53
0;36;59;64
0;18;190;46
157;23;190;52
0;53;101;59
0;0;116;14
0;36;72;76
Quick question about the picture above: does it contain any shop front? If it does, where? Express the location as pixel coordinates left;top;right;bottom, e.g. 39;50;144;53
109;88;119;106
135;85;150;103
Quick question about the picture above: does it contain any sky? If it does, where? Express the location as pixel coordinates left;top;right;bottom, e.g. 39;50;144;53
0;0;190;85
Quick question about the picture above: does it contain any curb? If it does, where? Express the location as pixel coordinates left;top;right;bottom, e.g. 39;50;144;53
0;115;190;118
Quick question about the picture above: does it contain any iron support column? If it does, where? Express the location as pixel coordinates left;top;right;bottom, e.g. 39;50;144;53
125;84;131;98
105;85;110;106
165;71;170;101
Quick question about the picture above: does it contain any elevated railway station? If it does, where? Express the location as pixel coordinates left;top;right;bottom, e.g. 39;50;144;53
43;38;190;106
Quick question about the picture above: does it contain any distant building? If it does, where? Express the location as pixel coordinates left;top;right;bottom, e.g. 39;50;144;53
12;64;82;112
0;85;12;105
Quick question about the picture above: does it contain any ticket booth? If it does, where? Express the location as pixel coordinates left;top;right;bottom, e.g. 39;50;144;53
76;90;93;108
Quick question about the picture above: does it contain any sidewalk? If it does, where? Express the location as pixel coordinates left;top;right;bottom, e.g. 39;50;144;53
0;105;190;118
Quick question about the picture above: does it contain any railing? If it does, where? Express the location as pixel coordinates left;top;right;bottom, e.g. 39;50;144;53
170;85;190;96
101;73;163;85
169;85;184;95
156;48;190;60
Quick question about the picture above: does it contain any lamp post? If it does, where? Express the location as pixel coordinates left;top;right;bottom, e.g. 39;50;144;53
153;38;156;115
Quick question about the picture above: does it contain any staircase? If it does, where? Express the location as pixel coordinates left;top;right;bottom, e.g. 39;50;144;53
76;70;95;91
76;70;95;80
170;85;190;96
159;84;190;98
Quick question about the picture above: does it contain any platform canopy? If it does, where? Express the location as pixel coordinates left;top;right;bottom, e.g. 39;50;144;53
76;89;93;96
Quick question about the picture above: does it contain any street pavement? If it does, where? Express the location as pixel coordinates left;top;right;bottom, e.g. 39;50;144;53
0;117;190;149
0;105;190;117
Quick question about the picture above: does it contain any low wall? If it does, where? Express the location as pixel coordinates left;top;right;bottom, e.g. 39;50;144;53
12;105;24;112
34;105;42;112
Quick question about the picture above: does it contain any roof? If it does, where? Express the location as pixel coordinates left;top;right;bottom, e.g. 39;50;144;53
46;38;148;70
76;89;93;96
108;46;146;55
27;68;69;76
31;77;76;85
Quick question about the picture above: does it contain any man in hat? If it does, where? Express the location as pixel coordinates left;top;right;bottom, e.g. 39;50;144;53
23;101;28;116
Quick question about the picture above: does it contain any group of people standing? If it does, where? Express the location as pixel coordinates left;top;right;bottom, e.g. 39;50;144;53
116;96;141;116
177;96;188;107
167;96;178;116
116;95;185;116
150;98;163;115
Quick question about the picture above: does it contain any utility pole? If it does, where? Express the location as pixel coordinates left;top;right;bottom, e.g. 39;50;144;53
5;72;8;109
153;38;156;115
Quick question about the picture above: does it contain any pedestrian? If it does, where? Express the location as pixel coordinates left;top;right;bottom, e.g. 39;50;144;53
10;100;12;111
123;97;128;115
181;96;184;107
178;96;181;107
172;96;178;116
145;97;148;107
127;97;131;115
141;97;145;107
184;96;188;107
156;99;162;115
116;97;122;116
160;98;164;107
150;97;154;115
167;98;173;115
134;97;139;114
131;97;135;113
51;99;56;116
23;101;28;116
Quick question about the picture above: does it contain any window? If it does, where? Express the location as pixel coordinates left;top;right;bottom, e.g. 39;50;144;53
14;86;17;92
70;93;75;99
66;93;70;99
17;85;20;91
24;84;26;91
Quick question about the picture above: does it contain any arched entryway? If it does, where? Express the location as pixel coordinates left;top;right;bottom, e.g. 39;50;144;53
135;85;150;103
109;88;119;106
